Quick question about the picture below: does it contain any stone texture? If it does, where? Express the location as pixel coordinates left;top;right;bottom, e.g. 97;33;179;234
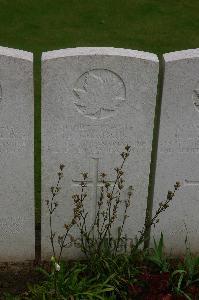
41;47;159;259
0;46;34;261
152;49;199;254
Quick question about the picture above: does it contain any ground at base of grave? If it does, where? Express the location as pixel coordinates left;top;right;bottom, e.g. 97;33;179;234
0;260;199;300
0;261;49;299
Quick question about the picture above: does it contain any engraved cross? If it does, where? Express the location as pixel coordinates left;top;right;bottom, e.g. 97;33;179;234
72;157;115;213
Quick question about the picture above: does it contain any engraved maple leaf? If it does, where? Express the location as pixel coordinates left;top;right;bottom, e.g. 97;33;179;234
73;72;125;118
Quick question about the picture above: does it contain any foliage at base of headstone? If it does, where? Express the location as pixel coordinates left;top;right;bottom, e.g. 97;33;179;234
5;235;199;299
17;145;184;300
5;146;189;300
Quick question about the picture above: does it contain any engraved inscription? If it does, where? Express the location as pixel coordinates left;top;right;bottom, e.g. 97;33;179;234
0;126;16;138
0;126;26;153
160;137;199;154
73;69;126;119
0;139;26;153
193;88;199;111
61;122;145;155
0;216;24;237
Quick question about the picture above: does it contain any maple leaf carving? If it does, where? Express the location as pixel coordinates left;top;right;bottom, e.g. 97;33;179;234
73;69;126;119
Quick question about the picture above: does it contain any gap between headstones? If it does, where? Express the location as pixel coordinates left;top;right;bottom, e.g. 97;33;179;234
144;54;165;248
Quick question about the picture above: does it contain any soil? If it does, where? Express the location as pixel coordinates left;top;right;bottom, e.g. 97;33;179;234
0;260;50;299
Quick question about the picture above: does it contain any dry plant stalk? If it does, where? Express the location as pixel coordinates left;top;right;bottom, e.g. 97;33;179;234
46;163;79;262
46;145;133;262
46;145;181;263
133;181;181;251
70;145;133;258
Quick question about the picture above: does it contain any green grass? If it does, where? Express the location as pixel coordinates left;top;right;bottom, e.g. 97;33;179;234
0;0;199;224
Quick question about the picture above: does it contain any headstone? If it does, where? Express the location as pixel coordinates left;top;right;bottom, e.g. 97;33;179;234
41;47;159;259
153;49;199;254
0;46;34;261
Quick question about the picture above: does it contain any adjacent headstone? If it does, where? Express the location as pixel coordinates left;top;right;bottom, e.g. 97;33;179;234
0;46;34;261
41;47;159;259
152;49;199;254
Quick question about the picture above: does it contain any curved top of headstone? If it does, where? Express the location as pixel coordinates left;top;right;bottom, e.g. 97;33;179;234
0;46;33;61
42;47;158;62
164;48;199;62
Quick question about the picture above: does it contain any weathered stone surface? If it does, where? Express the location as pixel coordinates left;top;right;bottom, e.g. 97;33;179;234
152;49;199;254
41;47;159;259
0;46;34;261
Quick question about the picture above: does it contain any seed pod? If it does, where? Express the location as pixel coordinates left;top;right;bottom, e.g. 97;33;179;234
60;164;65;171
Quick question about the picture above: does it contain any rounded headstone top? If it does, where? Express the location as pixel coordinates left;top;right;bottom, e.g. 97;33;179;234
42;47;158;62
164;48;199;62
0;46;33;61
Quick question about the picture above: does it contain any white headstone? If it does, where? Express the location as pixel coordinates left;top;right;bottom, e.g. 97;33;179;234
41;47;159;259
0;46;34;261
153;49;199;254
